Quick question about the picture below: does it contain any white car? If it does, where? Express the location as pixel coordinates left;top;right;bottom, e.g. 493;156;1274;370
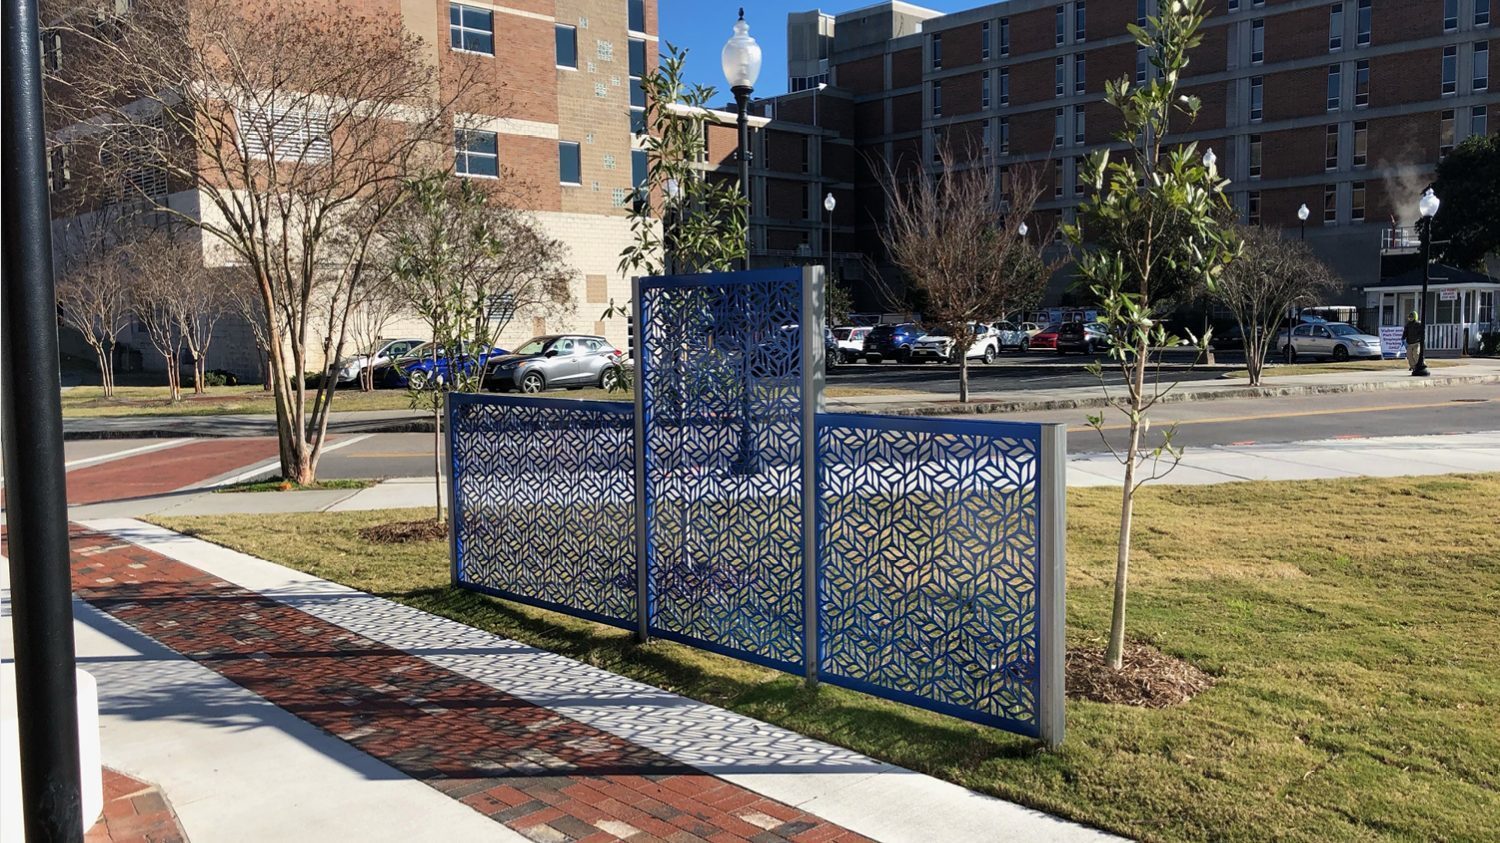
910;322;1001;364
831;326;872;363
1019;321;1044;336
335;337;424;384
1280;322;1383;362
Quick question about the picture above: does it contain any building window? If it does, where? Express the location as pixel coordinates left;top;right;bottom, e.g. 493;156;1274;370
1325;124;1340;169
1327;64;1341;110
932;127;944;164
1055;57;1065;97
1443;45;1458;95
1075;0;1087;42
1355;60;1369;106
1247;190;1260;225
1074;54;1086;93
1441;109;1456;156
982;119;992;155
1251;20;1264;64
1329;4;1343;51
1252;0;1263;7
449;4;494;55
628;0;645;33
1054;159;1063;198
559;140;581;184
1074;104;1086;144
982;70;991;109
47;146;69;192
999;116;1010;154
1000;164;1011;202
1475;41;1489;91
1324;184;1337;223
1054;108;1065;147
1444;0;1458;32
42;29;62;71
1474;105;1489;137
631;149;647;190
1353;120;1367;166
1074;157;1085;195
1229;0;1239;10
1136;45;1147;83
1250;76;1263;121
1479;0;1491;27
801;137;810;173
556;25;577;68
455;129;498;177
1248;133;1262;179
1000;67;1010;104
932;80;942;116
1351;181;1365;221
999;18;1010;57
630;39;647;134
1056;5;1065;46
1357;0;1372;46
982;21;991;60
1137;0;1148;27
931;32;942;69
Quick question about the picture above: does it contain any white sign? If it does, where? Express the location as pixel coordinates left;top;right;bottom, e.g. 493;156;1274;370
1439;289;1459;301
1379;326;1407;359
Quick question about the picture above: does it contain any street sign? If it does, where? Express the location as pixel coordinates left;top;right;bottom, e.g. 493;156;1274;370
1439;289;1459;301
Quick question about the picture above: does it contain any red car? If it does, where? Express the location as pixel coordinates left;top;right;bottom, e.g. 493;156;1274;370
1029;323;1062;350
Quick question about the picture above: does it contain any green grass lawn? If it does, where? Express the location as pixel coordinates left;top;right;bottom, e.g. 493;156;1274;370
213;477;375;493
153;474;1500;842
1225;359;1459;378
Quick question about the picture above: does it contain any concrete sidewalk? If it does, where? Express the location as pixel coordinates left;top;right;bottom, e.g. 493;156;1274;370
13;521;1117;843
62;358;1500;438
65;430;1500;519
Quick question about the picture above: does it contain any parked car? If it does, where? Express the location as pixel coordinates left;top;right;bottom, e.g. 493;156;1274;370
333;337;424;384
863;322;926;363
832;326;872;363
379;341;508;390
911;323;1000;363
1056;321;1112;355
1029;323;1062;350
1280;322;1382;362
483;334;623;393
1018;321;1044;336
991;320;1032;353
1210;324;1245;351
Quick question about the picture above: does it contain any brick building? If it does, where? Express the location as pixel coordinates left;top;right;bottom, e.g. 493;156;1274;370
710;0;1498;311
46;0;659;381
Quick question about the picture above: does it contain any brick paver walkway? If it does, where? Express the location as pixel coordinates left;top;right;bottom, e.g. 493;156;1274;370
86;768;187;843
70;528;871;843
67;438;282;504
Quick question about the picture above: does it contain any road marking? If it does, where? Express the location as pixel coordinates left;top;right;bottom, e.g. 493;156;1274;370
65;439;193;470
1067;397;1491;433
209;434;375;488
345;451;431;458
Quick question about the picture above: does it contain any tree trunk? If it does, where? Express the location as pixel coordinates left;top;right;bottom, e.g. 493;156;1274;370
262;351;273;391
102;340;116;398
194;356;206;394
1105;337;1151;671
432;400;443;522
958;353;970;403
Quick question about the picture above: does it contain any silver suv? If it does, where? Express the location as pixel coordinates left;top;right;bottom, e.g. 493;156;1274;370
483;335;624;393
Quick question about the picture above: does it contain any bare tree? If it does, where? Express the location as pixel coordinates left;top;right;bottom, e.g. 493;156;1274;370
344;270;409;393
124;231;205;402
175;268;227;393
223;266;274;391
876;143;1050;402
1215;225;1337;385
51;0;491;483
383;173;574;520
56;235;134;398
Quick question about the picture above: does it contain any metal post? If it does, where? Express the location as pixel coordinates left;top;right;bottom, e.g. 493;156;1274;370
1037;423;1068;750
801;266;825;685
1413;218;1432;377
632;275;651;641
446;392;461;586
733;85;752;271
3;0;86;836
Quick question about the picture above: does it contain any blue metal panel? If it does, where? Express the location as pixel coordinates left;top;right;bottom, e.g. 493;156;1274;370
638;269;806;670
449;392;636;629
815;412;1044;736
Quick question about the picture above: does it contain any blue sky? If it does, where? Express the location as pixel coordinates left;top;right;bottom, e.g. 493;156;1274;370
659;0;975;99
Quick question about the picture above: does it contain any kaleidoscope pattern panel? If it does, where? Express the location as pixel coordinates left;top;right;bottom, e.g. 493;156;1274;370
639;271;806;670
816;414;1043;734
450;394;636;627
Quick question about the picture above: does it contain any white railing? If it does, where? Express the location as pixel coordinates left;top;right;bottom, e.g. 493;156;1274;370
1381;227;1422;252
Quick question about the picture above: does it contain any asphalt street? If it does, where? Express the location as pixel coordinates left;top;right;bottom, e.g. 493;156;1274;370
827;348;1231;394
280;382;1498;480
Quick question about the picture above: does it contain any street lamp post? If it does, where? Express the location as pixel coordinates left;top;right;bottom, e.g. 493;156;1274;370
1287;203;1311;363
823;192;836;297
1413;187;1441;377
722;8;761;271
663;177;680;275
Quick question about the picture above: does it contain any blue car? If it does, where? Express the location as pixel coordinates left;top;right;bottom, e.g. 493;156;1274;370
375;341;508;389
862;322;926;363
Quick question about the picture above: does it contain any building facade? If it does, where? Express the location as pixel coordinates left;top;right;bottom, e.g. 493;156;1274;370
716;0;1498;312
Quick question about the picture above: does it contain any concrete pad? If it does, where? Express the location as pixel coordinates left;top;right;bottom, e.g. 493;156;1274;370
149;488;362;516
326;478;441;512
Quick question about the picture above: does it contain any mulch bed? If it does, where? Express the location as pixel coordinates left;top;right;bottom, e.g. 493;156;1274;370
1066;641;1214;708
358;519;448;543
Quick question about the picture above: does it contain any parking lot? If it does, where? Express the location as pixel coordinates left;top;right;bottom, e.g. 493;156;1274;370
827;347;1236;394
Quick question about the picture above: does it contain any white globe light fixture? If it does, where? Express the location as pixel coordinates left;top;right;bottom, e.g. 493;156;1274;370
823;193;836;213
664;177;680;200
1017;221;1029;237
722;8;761;268
1202;147;1216;171
1411;187;1441;378
1419;188;1440;219
1297;203;1310;222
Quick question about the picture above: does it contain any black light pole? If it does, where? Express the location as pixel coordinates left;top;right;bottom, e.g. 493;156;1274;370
733;88;752;269
1287;203;1310;364
1413;188;1441;377
722;8;762;475
3;0;86;838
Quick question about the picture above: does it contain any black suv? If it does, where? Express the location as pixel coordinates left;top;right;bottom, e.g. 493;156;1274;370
1056;321;1111;355
862;323;925;363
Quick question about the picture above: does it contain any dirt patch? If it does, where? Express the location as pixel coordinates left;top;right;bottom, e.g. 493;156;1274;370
358;519;447;543
1066;641;1214;708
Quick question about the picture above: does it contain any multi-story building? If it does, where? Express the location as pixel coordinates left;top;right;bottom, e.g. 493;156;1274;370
714;0;1498;314
46;0;660;381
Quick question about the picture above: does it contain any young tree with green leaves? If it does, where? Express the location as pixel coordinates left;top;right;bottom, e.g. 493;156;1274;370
383;173;574;520
1064;0;1240;670
1431;133;1500;270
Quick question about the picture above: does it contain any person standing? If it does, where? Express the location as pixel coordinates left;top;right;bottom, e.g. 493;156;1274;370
1403;310;1424;371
